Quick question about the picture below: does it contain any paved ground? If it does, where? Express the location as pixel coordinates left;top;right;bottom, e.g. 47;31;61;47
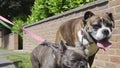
0;58;16;68
0;50;13;55
0;50;16;68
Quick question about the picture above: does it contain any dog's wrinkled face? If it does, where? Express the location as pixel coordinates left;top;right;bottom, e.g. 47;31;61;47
62;50;89;68
52;41;89;68
83;11;114;50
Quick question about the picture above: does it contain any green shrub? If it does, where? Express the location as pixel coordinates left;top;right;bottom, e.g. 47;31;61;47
12;0;96;35
12;18;23;37
26;0;96;24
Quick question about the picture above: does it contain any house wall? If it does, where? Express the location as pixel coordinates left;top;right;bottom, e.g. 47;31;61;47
23;0;120;68
0;32;19;50
0;30;3;47
4;32;18;50
0;30;18;50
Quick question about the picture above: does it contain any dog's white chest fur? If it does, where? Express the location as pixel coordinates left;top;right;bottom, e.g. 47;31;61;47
77;31;89;46
77;30;98;56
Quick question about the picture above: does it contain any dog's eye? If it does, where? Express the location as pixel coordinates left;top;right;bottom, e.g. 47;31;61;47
105;23;112;27
103;19;113;27
92;24;101;29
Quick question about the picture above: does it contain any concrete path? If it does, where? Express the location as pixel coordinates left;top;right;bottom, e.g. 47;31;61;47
0;50;16;68
0;50;13;55
0;58;16;68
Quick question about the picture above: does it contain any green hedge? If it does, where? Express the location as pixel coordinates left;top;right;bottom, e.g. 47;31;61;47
26;0;96;24
12;0;96;35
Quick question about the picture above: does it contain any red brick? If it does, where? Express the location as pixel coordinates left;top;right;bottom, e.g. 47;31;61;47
105;62;117;68
109;0;120;7
111;42;120;49
104;49;116;55
110;56;120;63
96;55;109;61
113;13;120;20
116;49;120;56
115;5;120;13
105;8;115;14
115;21;120;27
112;28;120;34
110;35;120;42
97;49;105;54
94;60;105;68
117;64;120;68
95;8;115;16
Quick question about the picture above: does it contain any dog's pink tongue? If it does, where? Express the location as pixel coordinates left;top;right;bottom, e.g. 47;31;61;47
97;40;112;51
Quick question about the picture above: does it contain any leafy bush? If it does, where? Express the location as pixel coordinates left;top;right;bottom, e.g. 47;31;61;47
26;0;96;24
12;18;24;37
12;0;96;35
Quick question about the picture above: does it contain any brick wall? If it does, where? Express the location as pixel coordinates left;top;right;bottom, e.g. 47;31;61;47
0;27;19;50
23;0;120;68
4;32;18;50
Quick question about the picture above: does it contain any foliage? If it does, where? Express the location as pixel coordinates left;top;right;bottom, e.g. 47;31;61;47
10;0;95;36
1;52;32;68
26;0;96;24
0;0;34;36
12;17;24;37
0;0;34;20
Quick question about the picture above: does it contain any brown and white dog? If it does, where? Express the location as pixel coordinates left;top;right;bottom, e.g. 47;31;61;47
55;11;115;67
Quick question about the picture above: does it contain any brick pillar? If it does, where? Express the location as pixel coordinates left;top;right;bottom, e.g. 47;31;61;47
5;32;18;50
0;31;2;47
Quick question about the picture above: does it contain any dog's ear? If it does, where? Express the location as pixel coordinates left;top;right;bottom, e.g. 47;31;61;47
84;11;94;20
106;12;115;28
59;40;67;53
82;11;94;26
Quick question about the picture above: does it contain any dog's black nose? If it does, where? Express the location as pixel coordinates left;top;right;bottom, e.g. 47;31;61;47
102;29;109;36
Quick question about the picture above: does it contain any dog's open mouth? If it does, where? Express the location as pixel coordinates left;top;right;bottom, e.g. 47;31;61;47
97;39;111;51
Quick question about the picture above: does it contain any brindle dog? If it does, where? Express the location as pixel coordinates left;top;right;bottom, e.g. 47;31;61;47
30;41;90;68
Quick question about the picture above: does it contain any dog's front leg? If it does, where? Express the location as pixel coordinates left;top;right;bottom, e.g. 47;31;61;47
88;54;96;67
30;54;40;68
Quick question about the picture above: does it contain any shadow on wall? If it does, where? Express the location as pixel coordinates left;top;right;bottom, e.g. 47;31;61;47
2;27;11;48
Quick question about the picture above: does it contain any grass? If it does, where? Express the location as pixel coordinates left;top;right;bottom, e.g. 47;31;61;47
0;47;6;50
0;52;32;68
